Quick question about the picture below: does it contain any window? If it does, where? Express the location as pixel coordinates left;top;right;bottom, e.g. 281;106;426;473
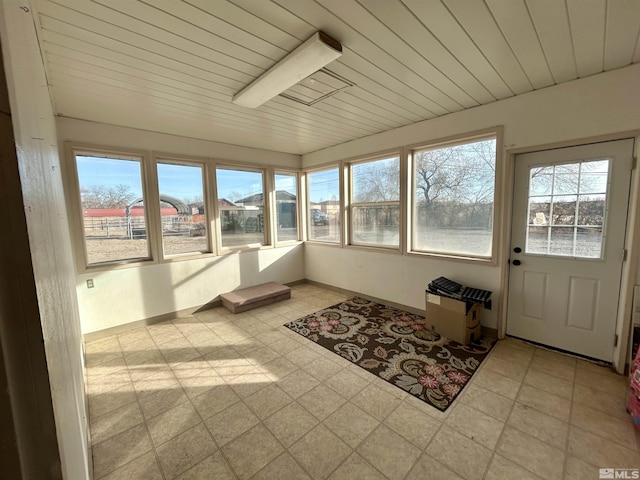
216;167;265;248
307;167;340;243
411;136;497;258
157;161;208;256
74;153;149;265
526;160;609;258
350;155;400;248
275;173;299;243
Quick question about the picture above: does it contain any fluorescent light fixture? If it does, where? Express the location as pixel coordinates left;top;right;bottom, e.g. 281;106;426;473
232;32;342;109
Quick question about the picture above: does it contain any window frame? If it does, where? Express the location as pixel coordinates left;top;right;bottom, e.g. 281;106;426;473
347;151;402;251
305;164;342;246
64;142;157;272
214;163;270;252
273;170;302;246
407;128;502;264
152;153;216;261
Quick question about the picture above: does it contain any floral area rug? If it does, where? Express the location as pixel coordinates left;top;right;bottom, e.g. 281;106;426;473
284;297;495;411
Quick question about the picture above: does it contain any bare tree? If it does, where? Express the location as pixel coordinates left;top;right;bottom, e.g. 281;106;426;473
414;139;496;228
81;184;136;209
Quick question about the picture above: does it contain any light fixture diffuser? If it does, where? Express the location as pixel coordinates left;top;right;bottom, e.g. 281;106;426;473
232;32;342;109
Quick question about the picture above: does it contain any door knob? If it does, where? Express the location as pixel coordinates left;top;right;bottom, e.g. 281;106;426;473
512;259;521;266
513;247;522;253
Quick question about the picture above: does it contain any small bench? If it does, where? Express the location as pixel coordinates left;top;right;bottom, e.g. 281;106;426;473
219;282;291;313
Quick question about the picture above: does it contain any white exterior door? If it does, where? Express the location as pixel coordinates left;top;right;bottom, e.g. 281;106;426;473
507;139;634;361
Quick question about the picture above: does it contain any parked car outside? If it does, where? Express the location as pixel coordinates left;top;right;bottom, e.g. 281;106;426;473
311;209;329;226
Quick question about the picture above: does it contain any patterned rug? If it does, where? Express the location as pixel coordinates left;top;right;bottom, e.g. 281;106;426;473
284;297;495;411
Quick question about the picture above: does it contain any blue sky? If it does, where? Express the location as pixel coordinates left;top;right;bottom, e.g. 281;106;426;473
77;156;298;204
308;168;339;203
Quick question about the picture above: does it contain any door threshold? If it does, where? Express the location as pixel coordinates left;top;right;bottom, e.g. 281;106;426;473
506;335;613;367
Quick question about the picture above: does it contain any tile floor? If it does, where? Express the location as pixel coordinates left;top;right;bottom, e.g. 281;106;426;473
84;284;640;480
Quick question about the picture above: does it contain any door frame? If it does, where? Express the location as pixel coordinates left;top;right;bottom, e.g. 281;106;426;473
499;131;640;373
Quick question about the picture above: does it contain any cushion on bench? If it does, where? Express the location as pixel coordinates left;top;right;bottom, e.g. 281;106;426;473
220;282;291;313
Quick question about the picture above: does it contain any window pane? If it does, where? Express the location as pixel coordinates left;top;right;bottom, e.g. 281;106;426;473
352;156;399;202
350;156;400;247
216;168;264;247
412;138;496;257
76;155;149;264
525;160;608;259
352;205;399;246
157;162;207;256
275;173;298;242
308;168;340;243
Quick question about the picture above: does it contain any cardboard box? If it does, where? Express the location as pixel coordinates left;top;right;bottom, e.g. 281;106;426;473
425;293;481;345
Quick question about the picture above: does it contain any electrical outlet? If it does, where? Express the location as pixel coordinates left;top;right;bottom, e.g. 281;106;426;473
86;279;94;289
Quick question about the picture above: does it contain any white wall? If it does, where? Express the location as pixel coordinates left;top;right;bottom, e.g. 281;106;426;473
57;118;305;334
0;1;90;478
303;64;640;329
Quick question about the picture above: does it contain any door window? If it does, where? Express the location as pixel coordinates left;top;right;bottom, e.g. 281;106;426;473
526;159;609;259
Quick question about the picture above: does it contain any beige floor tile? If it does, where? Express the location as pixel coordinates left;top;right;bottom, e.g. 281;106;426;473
297;384;347;421
507;402;569;450
532;347;577;366
191;383;240;419
222;424;284;480
529;355;576;382
458;384;514;422
156;423;218;480
98;451;163;480
490;343;535;364
357;424;421;480
289;424;352;480
261;355;298;380
445;403;505;449
138;386;188;419
405;453;463;480
86;336;122;354
517;384;571;421
351;384;403;421
574;364;628;397
383;401;440;449
147;401;201;446
263;401;319;447
471;368;521;399
204;401;260;446
92;424;153;479
497;426;565;480
283;345;323;367
248;345;281;366
302;356;345;382
133;371;181;399
564;455;600;480
426;426;492;480
225;371;272;398
484;454;544;480
174;451;236;480
482;355;529;382
324;368;370;398
90;286;634;480
570;403;638;450
524;368;573;400
90;401;144;445
88;385;138;419
567;426;640;469
328;453;386;480
244;383;293;420
252;452;312;480
178;370;226;399
276;368;321;399
572;383;630;420
323;402;380;449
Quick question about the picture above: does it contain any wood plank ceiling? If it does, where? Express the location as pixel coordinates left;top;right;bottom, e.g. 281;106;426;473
31;0;640;155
